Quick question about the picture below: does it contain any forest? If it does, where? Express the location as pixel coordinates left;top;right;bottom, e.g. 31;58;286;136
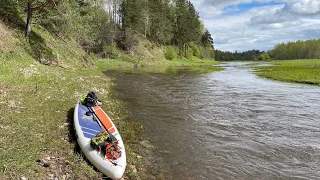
271;39;320;60
0;0;215;61
214;49;266;61
215;39;320;61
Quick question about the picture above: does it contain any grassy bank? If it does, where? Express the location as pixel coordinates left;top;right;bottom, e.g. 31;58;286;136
0;57;144;180
254;59;320;85
0;1;219;177
0;19;222;179
96;57;222;73
0;23;144;179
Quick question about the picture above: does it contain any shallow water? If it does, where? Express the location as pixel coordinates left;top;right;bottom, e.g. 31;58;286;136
105;62;320;179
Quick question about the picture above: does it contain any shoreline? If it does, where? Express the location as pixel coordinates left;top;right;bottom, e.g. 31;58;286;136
0;53;220;179
96;57;222;72
0;18;221;179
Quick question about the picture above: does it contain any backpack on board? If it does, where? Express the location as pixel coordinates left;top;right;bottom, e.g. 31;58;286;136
81;91;101;107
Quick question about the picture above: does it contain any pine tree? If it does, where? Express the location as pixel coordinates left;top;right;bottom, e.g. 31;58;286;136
174;0;202;57
120;0;145;33
201;29;214;49
148;0;174;45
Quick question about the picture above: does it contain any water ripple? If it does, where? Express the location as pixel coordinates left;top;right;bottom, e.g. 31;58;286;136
105;62;320;179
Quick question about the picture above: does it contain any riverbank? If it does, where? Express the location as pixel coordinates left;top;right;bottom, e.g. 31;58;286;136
0;21;220;179
96;57;222;73
0;55;219;180
0;57;146;179
254;59;320;85
0;21;146;179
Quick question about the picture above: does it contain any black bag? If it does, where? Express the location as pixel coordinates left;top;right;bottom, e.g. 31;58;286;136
85;91;98;107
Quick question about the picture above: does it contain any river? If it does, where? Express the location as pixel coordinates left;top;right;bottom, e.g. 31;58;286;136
104;62;320;180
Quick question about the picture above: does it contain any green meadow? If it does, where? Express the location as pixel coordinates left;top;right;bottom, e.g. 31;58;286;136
254;59;320;85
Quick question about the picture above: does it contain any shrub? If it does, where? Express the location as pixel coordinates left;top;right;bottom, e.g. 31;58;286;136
258;53;271;60
189;42;201;58
164;46;177;60
103;43;119;59
251;55;257;60
186;48;194;59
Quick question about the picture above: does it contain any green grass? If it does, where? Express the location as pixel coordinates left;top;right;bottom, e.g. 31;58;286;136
96;58;134;70
0;58;143;179
254;59;320;85
96;57;222;73
0;22;144;179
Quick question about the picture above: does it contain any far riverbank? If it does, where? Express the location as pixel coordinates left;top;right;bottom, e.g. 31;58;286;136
96;58;223;73
254;59;320;85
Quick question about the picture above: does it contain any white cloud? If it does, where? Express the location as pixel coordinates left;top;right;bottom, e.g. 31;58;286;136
249;5;291;25
191;0;320;51
261;23;284;30
288;0;320;15
201;0;275;8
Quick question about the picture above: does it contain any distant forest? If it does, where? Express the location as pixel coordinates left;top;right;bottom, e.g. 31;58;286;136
272;39;320;60
214;49;265;61
215;39;320;61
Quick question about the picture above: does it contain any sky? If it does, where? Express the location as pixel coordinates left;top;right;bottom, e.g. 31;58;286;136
190;0;320;52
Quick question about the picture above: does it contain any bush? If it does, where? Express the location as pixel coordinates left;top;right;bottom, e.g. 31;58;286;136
189;42;201;58
103;43;119;59
258;53;271;60
164;46;177;60
186;48;194;59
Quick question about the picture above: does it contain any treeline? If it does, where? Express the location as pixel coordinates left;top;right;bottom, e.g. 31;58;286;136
215;49;266;61
215;39;320;61
1;0;215;60
271;39;320;60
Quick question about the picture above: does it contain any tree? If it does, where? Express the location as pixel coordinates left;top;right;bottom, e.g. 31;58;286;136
174;0;202;57
148;0;174;45
214;49;264;61
23;0;59;39
120;0;145;33
201;29;214;49
8;0;216;59
119;0;146;51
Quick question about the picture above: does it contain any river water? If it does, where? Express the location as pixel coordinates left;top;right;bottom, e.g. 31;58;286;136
105;62;320;180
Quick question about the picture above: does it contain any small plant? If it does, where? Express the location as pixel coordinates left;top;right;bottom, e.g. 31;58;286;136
164;46;177;60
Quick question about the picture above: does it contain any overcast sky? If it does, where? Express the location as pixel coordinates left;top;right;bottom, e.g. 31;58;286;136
190;0;320;52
